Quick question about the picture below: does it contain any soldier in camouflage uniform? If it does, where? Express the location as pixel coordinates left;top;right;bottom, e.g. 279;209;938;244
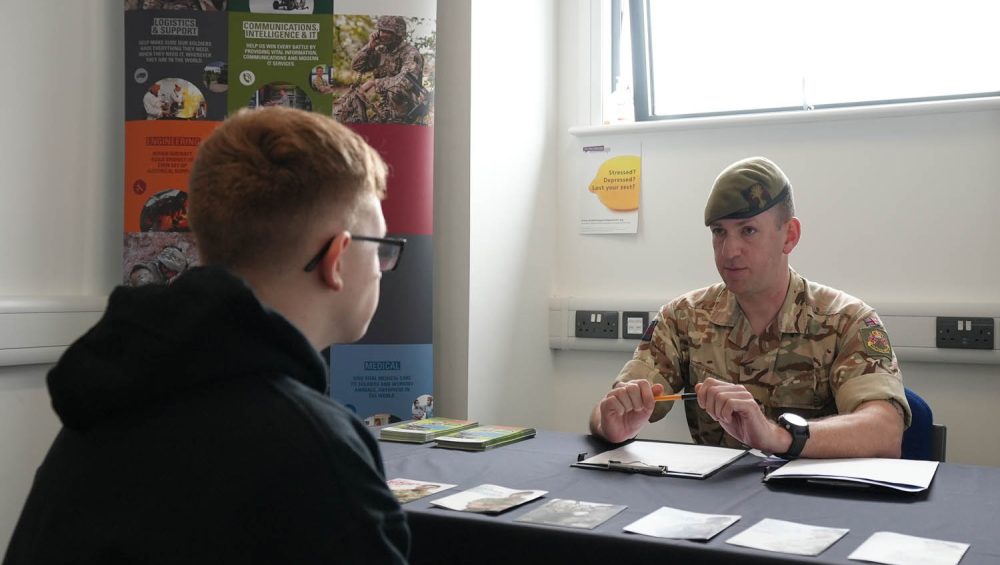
590;157;910;459
349;15;425;124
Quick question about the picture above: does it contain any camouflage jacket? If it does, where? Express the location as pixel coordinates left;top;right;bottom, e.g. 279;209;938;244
351;41;424;97
615;269;909;448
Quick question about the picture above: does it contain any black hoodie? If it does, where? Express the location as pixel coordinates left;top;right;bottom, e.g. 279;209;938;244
3;267;409;564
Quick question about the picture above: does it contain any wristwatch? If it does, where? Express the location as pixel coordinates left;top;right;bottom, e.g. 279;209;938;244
776;413;810;459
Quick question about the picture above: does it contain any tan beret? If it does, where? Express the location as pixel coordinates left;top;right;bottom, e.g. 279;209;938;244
704;157;791;226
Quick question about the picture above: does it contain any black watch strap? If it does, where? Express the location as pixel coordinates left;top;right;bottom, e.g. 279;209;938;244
776;413;809;459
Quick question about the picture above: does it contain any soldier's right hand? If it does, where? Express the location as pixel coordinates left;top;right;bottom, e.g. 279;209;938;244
596;380;663;444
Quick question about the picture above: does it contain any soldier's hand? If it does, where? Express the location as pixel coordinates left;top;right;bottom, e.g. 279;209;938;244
696;378;783;451
597;380;663;444
368;31;379;47
361;80;376;93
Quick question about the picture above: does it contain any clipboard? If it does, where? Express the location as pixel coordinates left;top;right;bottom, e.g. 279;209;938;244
572;439;747;479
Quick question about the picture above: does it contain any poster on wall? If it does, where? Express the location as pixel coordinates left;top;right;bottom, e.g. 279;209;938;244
226;0;334;115
579;141;642;235
123;2;230;284
328;0;437;426
123;0;436;426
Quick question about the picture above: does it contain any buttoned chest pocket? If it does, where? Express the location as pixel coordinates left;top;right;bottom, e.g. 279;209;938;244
769;367;833;414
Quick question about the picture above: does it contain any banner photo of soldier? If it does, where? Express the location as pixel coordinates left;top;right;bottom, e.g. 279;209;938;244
123;233;200;287
330;13;435;126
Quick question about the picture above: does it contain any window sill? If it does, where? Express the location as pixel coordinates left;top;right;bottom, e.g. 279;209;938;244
569;96;1000;137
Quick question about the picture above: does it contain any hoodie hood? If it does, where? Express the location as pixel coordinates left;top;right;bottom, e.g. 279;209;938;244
48;266;328;430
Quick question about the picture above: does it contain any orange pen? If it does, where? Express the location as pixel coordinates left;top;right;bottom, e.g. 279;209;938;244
653;392;698;402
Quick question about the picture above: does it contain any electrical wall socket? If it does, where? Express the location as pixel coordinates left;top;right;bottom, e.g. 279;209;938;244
575;310;619;339
936;317;994;350
621;311;650;340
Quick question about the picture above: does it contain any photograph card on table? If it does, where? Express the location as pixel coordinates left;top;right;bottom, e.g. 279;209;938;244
515;499;627;530
847;531;970;565
725;518;849;557
386;478;456;504
623;506;740;540
430;484;546;515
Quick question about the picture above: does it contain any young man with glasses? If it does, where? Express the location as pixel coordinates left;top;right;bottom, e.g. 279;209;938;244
5;107;410;564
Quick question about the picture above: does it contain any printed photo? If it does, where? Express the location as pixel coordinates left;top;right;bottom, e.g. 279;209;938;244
725;518;849;557
139;188;190;232
516;499;627;530
431;484;546;515
309;64;334;93
123;232;200;287
249;0;313;14
143;78;207;120
331;14;435;125
386;478;455;505
203;61;229;93
624;506;740;540
248;82;312;111
411;394;433;419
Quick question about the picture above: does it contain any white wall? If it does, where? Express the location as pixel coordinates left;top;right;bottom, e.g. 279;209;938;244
0;1;123;553
465;0;558;425
549;2;1000;466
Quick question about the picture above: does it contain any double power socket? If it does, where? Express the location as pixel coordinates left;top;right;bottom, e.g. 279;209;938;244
575;310;650;340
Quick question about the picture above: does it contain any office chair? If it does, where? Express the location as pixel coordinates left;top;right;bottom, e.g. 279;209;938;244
901;387;947;462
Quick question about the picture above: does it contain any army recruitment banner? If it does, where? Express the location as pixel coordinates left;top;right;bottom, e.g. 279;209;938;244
123;0;436;426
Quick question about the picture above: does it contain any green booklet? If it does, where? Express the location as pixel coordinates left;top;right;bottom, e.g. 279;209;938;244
434;425;536;451
379;417;479;444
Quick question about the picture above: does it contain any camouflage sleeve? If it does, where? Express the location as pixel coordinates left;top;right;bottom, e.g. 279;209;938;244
375;47;423;92
613;305;689;423
829;310;911;427
351;44;377;72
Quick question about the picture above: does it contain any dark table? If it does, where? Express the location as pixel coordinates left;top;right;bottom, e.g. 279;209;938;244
380;429;1000;564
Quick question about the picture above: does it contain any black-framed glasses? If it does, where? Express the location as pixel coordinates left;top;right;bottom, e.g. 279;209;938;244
303;235;406;273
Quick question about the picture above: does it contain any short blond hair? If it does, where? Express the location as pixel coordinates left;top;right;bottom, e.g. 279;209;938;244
188;107;387;270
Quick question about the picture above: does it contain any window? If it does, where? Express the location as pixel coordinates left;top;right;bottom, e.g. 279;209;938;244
614;0;1000;121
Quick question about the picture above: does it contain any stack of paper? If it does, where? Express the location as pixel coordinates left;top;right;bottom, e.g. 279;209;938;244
434;425;536;451
378;417;479;443
763;458;939;493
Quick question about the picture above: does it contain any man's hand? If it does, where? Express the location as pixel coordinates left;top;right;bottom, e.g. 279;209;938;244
367;31;379;48
695;378;789;454
361;80;376;94
591;380;664;444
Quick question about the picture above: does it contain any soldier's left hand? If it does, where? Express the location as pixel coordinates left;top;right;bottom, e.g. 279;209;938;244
695;378;783;452
361;80;376;93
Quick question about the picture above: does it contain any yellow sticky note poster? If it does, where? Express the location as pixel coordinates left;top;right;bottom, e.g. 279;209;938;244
588;155;640;211
579;142;641;234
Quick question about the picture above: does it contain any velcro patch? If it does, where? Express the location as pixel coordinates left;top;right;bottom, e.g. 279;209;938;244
861;327;893;358
640;319;658;342
863;315;882;328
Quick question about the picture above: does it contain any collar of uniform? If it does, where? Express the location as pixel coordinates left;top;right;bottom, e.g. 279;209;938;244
775;268;808;334
709;268;805;346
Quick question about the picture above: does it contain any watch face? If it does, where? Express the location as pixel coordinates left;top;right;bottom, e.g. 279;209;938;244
782;413;808;428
